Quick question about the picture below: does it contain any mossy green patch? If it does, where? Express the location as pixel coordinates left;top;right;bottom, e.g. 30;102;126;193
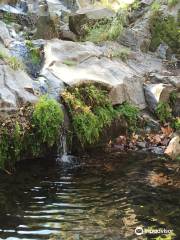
168;0;179;8
62;84;139;146
0;96;64;170
25;40;41;65
149;12;180;55
84;10;127;43
32;96;64;147
115;102;140;132
156;102;172;124
62;85;115;146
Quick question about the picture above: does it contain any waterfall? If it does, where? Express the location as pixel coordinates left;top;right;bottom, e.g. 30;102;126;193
56;128;74;163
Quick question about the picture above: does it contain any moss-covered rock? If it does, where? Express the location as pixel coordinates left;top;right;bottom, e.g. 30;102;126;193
62;84;139;148
0;96;64;170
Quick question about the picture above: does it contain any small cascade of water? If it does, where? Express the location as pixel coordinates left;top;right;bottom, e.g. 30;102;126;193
16;0;28;13
56;129;75;163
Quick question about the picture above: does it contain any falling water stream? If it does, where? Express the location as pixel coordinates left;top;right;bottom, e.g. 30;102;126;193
0;152;179;240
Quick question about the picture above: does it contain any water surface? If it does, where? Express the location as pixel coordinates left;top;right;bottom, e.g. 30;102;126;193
0;152;179;240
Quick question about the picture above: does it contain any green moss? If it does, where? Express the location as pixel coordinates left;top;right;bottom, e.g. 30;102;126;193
0;96;64;170
62;60;77;66
62;85;117;146
168;0;179;8
172;117;180;131
0;130;9;169
149;12;180;54
151;1;161;12
25;40;41;65
115;102;140;132
0;122;23;169
169;91;177;106
156;102;172;124
111;47;130;61
62;85;139;146
32;96;64;147
3;12;13;24
84;10;127;43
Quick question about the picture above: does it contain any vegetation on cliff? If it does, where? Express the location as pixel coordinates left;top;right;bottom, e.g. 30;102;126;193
0;96;64;170
62;84;139;146
84;9;127;43
149;11;180;55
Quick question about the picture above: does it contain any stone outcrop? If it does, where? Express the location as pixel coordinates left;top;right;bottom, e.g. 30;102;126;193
40;39;171;109
0;43;37;116
41;39;147;109
118;10;151;52
0;62;37;115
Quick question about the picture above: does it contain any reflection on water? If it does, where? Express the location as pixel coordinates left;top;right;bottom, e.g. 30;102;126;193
0;152;179;240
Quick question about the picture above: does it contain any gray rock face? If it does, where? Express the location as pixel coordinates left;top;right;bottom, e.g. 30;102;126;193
147;73;180;90
118;11;151;52
0;61;37;116
156;43;169;59
69;7;115;36
41;39;148;108
0;21;13;47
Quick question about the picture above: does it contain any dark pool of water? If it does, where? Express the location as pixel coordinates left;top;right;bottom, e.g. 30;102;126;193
0;152;179;240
